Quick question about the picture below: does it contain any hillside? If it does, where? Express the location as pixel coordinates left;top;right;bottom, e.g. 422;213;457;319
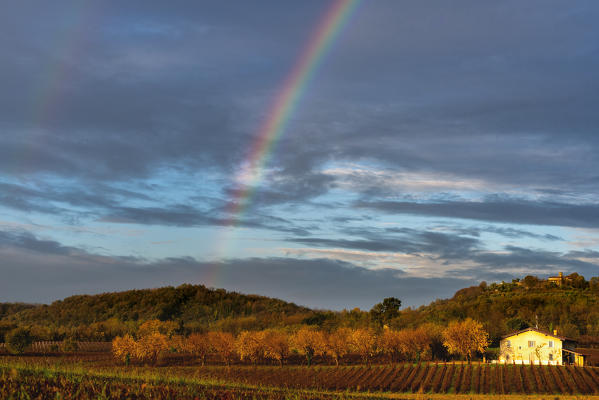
0;303;37;320
3;273;599;346
0;284;313;340
394;273;599;345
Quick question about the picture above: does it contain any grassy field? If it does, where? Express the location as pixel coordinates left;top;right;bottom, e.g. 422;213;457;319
2;355;599;399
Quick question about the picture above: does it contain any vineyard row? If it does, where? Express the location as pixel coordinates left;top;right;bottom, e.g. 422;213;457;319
194;363;599;395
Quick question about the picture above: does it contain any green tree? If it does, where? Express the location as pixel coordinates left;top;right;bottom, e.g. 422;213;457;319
6;327;33;355
370;297;401;326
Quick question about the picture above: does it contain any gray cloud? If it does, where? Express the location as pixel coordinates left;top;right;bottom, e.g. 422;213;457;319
289;229;480;260
474;226;561;241
356;199;599;228
0;230;79;256
1;1;597;193
100;204;312;235
0;181;313;235
1;1;599;307
0;229;471;309
1;227;597;309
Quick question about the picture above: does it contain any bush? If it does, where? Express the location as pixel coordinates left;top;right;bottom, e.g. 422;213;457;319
6;327;33;354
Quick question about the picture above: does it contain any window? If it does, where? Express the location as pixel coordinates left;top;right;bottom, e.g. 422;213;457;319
548;340;554;348
528;341;535;347
549;353;553;361
506;340;511;347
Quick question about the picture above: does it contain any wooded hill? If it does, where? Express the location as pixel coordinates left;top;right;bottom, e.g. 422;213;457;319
0;303;37;320
3;273;599;345
393;273;599;345
0;284;313;341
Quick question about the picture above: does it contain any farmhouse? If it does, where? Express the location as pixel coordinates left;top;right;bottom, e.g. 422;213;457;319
499;327;586;366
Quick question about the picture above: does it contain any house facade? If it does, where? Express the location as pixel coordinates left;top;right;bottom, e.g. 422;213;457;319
499;328;584;366
547;271;568;286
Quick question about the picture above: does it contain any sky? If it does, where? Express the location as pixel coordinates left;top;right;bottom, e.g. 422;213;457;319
1;1;599;310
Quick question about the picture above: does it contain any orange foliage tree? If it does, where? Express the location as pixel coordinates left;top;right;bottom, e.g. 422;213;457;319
138;319;178;337
183;332;212;366
261;330;290;366
349;328;377;364
379;329;403;363
396;326;433;362
236;330;264;365
443;318;489;363
134;332;169;365
208;331;236;366
112;334;136;364
324;328;351;366
291;327;325;367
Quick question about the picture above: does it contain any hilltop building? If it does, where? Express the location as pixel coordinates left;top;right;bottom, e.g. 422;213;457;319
547;272;569;286
499;327;586;366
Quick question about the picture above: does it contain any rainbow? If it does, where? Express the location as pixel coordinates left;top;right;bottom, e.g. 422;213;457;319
206;0;360;285
227;0;359;223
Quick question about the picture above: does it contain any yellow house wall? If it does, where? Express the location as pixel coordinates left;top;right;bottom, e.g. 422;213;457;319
499;331;562;365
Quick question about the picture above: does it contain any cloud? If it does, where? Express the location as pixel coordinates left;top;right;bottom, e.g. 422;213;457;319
1;1;599;307
356;199;599;228
475;226;562;241
0;180;313;235
288;229;480;260
0;229;471;309
0;230;80;256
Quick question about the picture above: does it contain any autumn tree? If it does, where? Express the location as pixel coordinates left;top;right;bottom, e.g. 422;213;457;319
236;330;264;365
183;332;213;366
135;332;169;365
443;318;489;363
138;319;178;338
324;328;351;366
169;334;186;353
421;322;446;361
396;326;433;362
379;329;403;362
261;329;290;366
291;327;325;366
112;334;136;364
208;331;236;366
349;328;377;364
370;297;401;327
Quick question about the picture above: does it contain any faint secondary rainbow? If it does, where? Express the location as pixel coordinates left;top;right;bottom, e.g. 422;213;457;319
206;0;360;282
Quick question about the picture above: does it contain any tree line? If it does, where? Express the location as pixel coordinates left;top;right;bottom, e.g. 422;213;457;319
4;273;599;348
111;318;489;366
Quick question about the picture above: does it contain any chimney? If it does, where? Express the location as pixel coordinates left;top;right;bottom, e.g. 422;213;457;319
559;272;563;278
553;329;558;336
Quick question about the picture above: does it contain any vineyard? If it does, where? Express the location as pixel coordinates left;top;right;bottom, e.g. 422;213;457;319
0;367;352;400
0;341;111;353
193;363;599;395
3;357;599;399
